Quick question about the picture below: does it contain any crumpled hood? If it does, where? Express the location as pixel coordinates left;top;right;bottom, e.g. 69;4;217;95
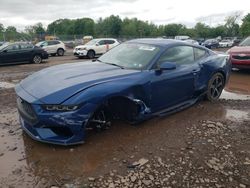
18;61;140;104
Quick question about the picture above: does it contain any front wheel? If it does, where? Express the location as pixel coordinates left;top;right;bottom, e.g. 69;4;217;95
32;55;42;64
206;73;225;102
87;50;95;59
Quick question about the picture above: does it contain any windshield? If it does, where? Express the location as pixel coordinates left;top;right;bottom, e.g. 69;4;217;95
0;43;9;50
239;37;250;46
98;43;161;70
85;39;99;45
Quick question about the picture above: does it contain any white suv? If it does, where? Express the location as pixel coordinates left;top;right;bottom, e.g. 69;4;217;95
36;40;66;56
73;38;119;59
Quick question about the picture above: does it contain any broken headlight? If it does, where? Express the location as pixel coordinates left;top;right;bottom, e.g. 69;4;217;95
42;105;79;111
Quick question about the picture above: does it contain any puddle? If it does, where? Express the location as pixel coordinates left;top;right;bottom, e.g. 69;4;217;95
221;90;250;100
226;109;250;121
221;71;250;100
0;82;16;89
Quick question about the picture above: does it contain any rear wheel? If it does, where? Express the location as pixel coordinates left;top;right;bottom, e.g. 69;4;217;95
87;107;112;132
32;54;42;64
87;50;95;59
57;48;64;56
206;73;225;101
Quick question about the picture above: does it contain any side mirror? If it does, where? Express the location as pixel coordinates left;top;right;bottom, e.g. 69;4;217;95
3;49;7;53
159;62;176;70
95;43;99;46
40;44;44;47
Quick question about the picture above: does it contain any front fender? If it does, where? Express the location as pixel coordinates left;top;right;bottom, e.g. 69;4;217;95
63;79;151;106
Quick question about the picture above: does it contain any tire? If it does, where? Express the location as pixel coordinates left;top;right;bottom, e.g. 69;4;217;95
87;50;95;59
206;73;225;102
87;106;112;132
57;48;64;56
32;54;42;64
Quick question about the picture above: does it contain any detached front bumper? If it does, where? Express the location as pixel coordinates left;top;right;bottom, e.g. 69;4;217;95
73;50;88;57
15;86;97;145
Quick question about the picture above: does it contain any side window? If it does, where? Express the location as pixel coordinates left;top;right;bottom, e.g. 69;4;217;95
20;44;33;49
53;41;60;45
157;46;194;66
7;44;20;51
47;41;54;46
194;48;207;60
98;40;106;45
41;42;48;47
106;40;115;44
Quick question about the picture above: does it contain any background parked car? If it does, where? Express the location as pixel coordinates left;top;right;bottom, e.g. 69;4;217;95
174;35;190;40
202;39;219;49
227;36;250;69
0;42;5;46
219;40;233;48
36;40;66;56
0;42;48;65
183;39;199;45
73;38;119;59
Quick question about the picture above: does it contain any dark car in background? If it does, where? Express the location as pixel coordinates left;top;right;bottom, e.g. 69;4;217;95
0;42;48;65
202;39;219;49
227;36;250;69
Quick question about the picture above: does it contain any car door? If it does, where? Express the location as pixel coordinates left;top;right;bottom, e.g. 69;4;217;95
19;43;34;61
46;41;56;53
106;40;116;50
96;40;107;54
150;45;201;112
1;44;22;64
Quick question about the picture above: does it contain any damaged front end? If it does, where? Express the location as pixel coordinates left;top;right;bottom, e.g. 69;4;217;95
107;96;151;123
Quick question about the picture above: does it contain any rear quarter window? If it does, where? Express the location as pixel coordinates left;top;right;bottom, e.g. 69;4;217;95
194;48;207;60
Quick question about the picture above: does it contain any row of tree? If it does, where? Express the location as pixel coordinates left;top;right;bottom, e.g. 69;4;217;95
1;13;250;42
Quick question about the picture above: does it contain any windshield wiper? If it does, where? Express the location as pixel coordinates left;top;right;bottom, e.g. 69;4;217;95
95;59;125;69
104;62;125;69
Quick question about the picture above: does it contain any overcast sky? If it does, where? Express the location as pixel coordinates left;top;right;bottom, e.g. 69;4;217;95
0;0;250;31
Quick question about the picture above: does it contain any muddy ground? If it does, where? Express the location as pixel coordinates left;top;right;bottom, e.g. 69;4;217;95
0;52;250;188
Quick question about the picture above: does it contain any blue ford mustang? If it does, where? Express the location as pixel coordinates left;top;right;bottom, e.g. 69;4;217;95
15;39;231;145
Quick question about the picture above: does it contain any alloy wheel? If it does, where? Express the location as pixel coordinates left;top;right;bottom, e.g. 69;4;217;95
33;55;42;64
207;73;224;101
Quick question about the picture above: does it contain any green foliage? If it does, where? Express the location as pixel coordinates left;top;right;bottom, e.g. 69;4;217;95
224;14;240;37
2;12;250;41
240;13;250;37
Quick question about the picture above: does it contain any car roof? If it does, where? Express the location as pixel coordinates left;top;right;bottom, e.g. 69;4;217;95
94;38;117;40
127;38;193;47
8;42;32;45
